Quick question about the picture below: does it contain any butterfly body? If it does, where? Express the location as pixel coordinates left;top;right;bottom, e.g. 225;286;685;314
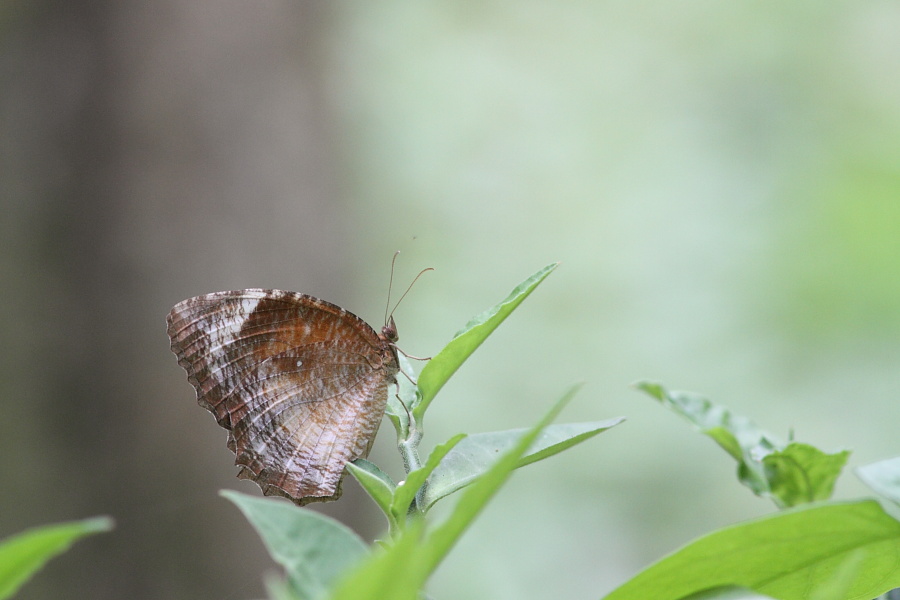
166;289;399;504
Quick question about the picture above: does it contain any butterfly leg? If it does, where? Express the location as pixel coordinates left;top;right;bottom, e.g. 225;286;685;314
395;346;432;362
397;364;419;387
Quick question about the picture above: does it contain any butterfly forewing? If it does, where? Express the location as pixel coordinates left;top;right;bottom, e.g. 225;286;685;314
166;289;400;504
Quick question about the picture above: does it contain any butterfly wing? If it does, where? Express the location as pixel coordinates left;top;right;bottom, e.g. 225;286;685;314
166;289;399;504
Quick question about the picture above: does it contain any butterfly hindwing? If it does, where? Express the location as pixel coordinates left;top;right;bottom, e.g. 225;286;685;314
166;289;400;504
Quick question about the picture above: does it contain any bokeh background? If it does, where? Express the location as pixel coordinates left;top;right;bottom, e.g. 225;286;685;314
3;2;900;599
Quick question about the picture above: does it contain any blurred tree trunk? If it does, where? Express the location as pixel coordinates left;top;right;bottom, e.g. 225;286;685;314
1;2;363;598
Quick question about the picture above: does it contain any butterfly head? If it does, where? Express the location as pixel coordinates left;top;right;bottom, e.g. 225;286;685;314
382;254;430;347
382;315;399;344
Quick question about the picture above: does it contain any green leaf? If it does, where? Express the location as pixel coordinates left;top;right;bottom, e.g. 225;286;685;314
809;549;867;600
636;381;849;507
346;459;397;528
856;456;900;506
763;443;850;506
0;516;113;600
414;262;559;422
421;417;625;510
328;519;427;600
222;491;369;600
603;499;900;600
329;384;579;600
637;381;778;456
414;385;576;578
265;574;304;600
390;433;466;524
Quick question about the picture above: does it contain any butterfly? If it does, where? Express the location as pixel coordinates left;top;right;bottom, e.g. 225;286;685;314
166;289;400;505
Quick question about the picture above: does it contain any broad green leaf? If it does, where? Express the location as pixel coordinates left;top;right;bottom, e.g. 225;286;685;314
421;417;624;510
0;516;113;600
390;433;466;524
603;500;900;600
346;459;397;527
637;382;849;507
414;262;558;421
856;456;900;506
809;549;867;600
329;384;578;600
222;491;368;600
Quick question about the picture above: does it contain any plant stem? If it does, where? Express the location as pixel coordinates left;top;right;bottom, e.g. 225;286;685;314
398;418;423;473
397;410;426;514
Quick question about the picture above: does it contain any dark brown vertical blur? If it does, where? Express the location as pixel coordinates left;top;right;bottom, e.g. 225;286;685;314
0;2;369;599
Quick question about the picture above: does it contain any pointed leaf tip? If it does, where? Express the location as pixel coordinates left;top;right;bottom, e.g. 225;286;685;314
415;263;559;419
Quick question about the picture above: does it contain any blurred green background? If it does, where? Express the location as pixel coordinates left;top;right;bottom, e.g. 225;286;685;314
3;2;900;599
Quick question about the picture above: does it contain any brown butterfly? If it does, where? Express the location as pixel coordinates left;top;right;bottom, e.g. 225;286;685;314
166;289;400;505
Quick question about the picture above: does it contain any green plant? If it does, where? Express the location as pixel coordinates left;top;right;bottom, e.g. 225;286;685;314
605;383;900;600
216;264;900;600
0;516;113;599
221;263;624;599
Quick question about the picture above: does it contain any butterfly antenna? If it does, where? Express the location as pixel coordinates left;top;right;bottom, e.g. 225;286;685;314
388;266;434;324
384;250;401;327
